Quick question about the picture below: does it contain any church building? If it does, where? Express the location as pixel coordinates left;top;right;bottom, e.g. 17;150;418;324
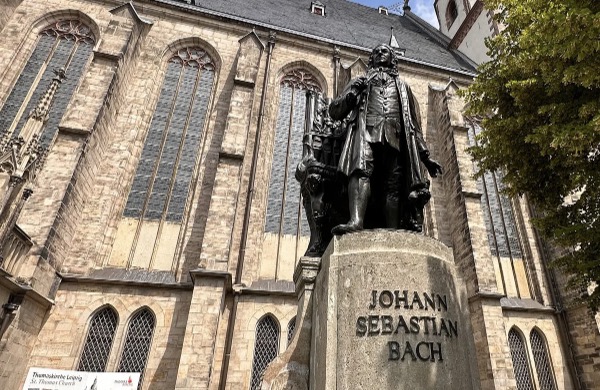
0;0;597;389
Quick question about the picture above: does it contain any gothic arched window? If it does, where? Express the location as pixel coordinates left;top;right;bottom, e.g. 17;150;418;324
115;47;215;269
250;315;280;390
508;328;535;390
287;316;297;347
263;69;322;271
530;329;557;390
467;120;536;299
446;0;459;28
77;306;118;372
117;308;155;389
0;20;95;146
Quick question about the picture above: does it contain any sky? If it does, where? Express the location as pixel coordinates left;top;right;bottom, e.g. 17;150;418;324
350;0;440;28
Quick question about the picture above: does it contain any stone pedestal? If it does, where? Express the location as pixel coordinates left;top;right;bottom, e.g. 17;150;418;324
262;230;478;390
311;230;478;390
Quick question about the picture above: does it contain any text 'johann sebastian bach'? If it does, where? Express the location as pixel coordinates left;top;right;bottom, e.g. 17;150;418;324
356;290;459;363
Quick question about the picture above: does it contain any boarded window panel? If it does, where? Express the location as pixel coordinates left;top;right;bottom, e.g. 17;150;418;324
265;86;293;233
15;38;75;136
41;42;93;146
77;307;118;372
250;315;279;390
145;66;198;220
117;309;155;390
468;123;522;258
124;62;181;218
530;329;557;390
508;328;535;390
167;69;214;222
0;34;54;132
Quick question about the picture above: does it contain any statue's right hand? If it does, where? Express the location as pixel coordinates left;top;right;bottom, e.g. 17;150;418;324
350;77;368;93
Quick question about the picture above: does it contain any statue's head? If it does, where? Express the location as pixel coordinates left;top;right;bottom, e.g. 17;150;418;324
368;44;398;69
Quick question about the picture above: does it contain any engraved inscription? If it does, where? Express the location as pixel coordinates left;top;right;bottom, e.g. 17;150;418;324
356;290;458;363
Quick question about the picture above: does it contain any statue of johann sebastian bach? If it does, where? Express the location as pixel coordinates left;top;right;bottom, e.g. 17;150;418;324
330;44;442;234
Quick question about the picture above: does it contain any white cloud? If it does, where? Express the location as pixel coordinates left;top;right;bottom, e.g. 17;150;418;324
411;0;440;28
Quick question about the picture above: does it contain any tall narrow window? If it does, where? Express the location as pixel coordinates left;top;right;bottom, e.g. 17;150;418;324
287;316;297;346
250;315;280;390
114;47;215;270
263;69;322;271
78;306;118;372
530;329;557;390
124;47;214;223
118;308;155;389
508;328;535;390
467;121;534;299
446;0;459;28
0;20;95;146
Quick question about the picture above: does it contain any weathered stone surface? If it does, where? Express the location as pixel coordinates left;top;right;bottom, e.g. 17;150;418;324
311;230;479;390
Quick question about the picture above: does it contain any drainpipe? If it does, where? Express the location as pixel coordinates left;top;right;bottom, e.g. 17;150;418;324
218;30;276;390
527;201;583;390
0;294;24;340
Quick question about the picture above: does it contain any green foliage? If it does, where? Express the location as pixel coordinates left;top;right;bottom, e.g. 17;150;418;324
463;0;600;309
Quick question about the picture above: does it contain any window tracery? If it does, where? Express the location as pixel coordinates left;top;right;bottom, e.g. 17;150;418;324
42;20;95;44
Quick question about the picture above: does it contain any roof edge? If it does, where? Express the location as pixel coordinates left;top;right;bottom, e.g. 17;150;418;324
147;0;477;77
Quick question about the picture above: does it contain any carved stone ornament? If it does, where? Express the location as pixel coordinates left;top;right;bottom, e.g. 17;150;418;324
170;47;214;70
42;20;95;44
295;92;348;257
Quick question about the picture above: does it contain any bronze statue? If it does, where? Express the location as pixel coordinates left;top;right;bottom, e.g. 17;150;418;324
329;44;441;234
296;44;442;256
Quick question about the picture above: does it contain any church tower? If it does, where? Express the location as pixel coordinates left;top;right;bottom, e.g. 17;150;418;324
434;0;499;64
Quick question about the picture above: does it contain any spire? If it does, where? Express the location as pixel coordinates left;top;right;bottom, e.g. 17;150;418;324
389;27;400;49
19;67;65;147
0;68;64;185
403;0;411;12
28;68;66;123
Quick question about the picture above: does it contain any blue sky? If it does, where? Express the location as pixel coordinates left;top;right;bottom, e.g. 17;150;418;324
350;0;439;28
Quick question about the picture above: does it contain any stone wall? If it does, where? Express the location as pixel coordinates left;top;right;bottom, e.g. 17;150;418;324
27;281;193;390
0;284;52;390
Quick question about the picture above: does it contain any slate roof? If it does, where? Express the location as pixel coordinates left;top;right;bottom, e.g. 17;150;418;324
158;0;477;75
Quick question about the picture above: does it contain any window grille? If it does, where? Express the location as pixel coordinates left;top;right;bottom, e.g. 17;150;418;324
77;307;118;372
123;47;215;223
287;316;297;346
117;309;155;389
250;315;280;390
0;20;94;146
265;70;322;239
508;328;535;390
530;329;557;390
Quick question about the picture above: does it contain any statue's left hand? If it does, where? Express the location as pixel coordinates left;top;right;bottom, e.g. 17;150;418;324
424;159;443;177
